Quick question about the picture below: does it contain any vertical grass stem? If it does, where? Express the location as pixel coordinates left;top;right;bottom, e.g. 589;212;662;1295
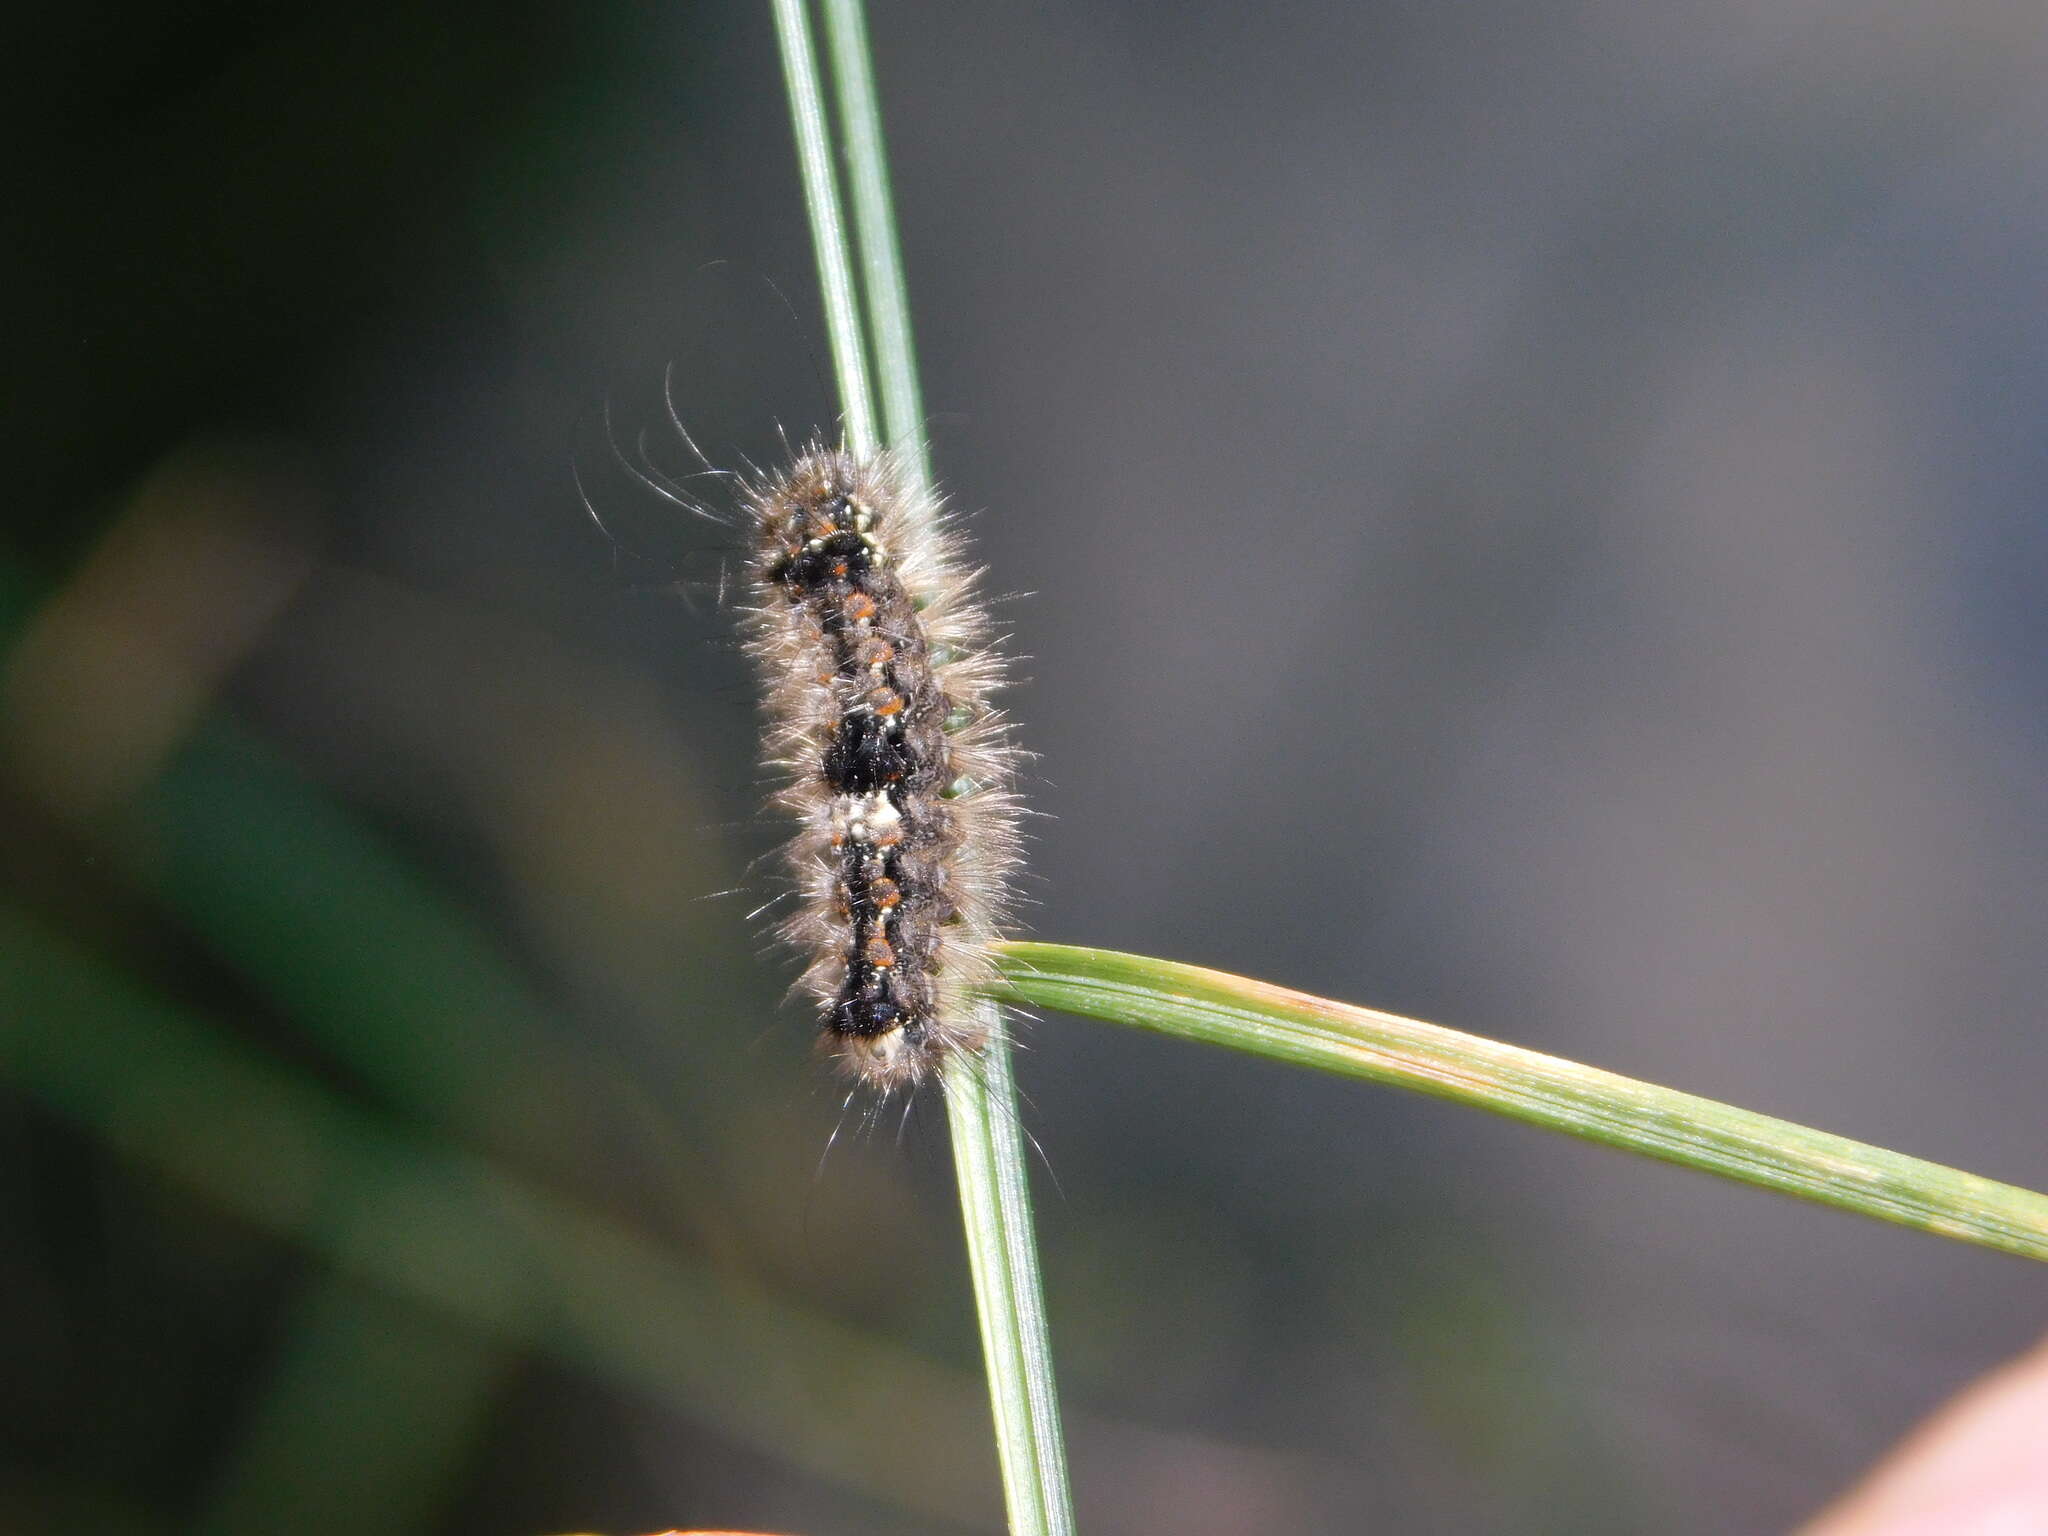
770;0;877;457
772;5;1076;1531
819;0;929;480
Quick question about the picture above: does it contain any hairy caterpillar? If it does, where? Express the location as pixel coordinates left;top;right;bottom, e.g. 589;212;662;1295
742;444;1020;1091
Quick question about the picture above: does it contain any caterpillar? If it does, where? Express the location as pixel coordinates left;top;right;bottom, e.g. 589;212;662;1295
742;444;1021;1091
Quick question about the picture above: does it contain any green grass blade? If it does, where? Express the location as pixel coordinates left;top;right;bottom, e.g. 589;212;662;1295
992;942;2048;1264
818;0;927;471
944;1011;1077;1536
774;5;1076;1531
770;0;876;456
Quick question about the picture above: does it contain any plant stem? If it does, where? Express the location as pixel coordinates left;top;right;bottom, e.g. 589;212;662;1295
819;0;928;476
945;1006;1076;1536
773;5;1075;1531
769;0;876;457
992;942;2048;1264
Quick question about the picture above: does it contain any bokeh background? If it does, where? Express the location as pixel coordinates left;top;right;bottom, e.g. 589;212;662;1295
6;1;2046;1532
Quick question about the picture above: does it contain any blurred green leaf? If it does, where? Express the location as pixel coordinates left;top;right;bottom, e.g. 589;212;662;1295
0;907;1006;1527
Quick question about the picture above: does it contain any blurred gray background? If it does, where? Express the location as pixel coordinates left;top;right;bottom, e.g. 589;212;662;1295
4;0;2044;1532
